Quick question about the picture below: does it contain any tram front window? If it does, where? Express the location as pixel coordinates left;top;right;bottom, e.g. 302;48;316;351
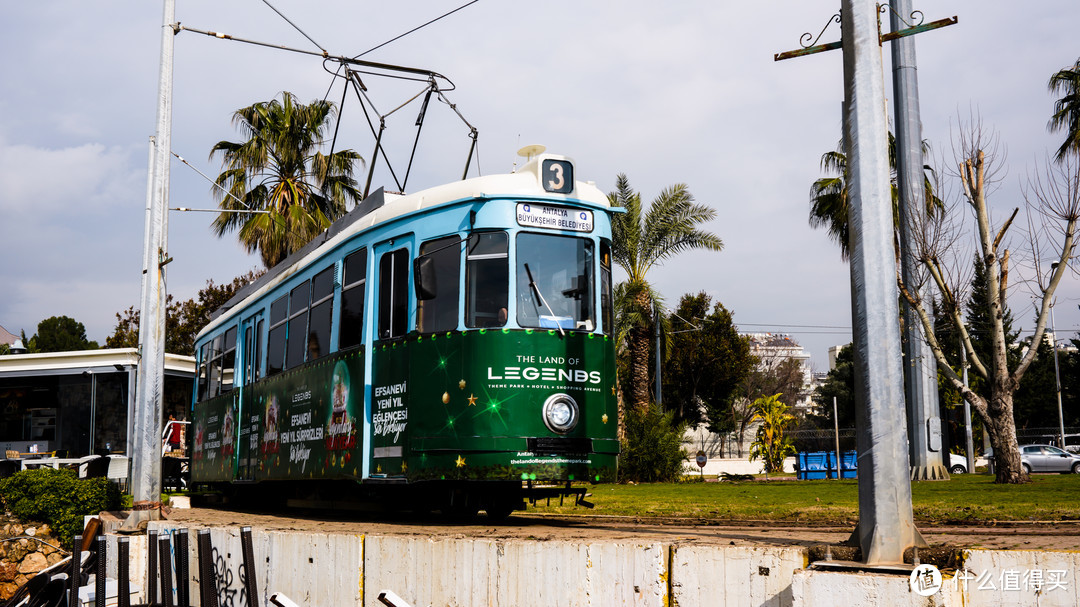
466;232;508;328
516;233;594;331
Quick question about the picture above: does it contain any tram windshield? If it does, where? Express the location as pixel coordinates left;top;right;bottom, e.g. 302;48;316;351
516;233;594;331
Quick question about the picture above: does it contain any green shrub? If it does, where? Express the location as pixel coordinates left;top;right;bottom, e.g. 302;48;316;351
0;468;120;540
619;403;688;483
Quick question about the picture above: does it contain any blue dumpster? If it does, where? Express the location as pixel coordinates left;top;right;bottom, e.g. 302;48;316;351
803;451;860;479
840;450;858;478
796;452;829;479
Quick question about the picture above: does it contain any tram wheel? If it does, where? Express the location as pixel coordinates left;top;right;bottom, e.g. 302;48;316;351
441;490;479;521
483;500;516;522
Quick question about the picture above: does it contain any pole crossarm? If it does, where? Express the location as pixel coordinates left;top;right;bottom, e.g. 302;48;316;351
774;10;956;61
881;16;958;43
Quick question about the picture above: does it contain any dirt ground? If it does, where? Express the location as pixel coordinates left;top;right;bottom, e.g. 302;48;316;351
163;505;1080;555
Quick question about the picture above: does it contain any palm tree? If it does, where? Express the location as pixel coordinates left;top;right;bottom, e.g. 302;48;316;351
808;147;851;257
748;393;796;475
609;174;724;414
808;133;941;259
1048;58;1080;162
210;91;364;268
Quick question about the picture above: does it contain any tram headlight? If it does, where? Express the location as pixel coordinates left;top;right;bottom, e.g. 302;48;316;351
542;393;579;434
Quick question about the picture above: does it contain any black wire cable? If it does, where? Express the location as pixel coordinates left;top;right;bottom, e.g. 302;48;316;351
260;0;327;53
355;0;482;58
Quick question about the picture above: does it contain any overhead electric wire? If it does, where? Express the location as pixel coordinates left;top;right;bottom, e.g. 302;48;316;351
171;151;257;212
182;2;483;195
259;0;327;53
178;25;454;87
355;0;482;58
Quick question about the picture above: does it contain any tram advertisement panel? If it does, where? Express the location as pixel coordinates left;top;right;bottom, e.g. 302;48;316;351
248;349;365;480
390;329;619;482
191;392;236;482
371;341;409;475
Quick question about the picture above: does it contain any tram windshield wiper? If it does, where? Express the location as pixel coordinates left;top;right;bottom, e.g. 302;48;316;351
523;263;565;337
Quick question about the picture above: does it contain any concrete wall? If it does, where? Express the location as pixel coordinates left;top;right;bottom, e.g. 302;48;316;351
143;523;805;606
955;549;1080;606
683;457;797;477
671;545;806;606
789;550;1080;607
791;569;952;606
111;524;1076;607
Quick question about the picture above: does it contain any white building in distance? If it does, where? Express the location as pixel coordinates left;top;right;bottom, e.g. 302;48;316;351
745;333;814;411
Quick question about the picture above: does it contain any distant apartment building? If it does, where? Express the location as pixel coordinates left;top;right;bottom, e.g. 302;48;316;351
828;344;847;371
745;333;814;411
684;333;817;459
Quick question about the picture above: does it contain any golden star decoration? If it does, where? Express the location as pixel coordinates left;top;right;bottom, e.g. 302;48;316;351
401;461;408;473
459;379;467;390
602;413;609;424
376;464;382;474
610;385;616;395
467;394;478;406
455;455;466;468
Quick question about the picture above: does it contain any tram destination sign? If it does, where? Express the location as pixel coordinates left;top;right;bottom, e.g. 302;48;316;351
516;203;593;233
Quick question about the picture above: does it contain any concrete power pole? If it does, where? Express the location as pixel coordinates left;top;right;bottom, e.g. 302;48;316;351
841;0;926;565
890;0;949;481
126;0;175;528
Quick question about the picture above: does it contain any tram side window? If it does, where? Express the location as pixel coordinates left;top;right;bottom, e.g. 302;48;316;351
254;319;264;381
416;236;461;334
244;326;254;386
220;326;237;393
308;266;334;360
197;343;210;402
340;248;367;349
208;334;223;397
600;239;613;334
267;295;288;376
466;232;508;328
378;248;409;340
285;280;311;370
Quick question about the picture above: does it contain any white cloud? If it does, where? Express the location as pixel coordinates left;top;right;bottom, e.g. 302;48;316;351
0;139;143;218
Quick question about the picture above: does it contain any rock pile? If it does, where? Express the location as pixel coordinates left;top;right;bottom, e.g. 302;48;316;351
0;518;65;600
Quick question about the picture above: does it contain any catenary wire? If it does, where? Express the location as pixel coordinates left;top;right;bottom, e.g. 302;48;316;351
355;0;482;58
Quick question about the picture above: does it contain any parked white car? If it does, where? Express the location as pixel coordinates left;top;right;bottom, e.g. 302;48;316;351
946;452;987;474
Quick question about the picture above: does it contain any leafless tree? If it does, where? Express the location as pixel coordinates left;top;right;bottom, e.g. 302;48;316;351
899;116;1079;483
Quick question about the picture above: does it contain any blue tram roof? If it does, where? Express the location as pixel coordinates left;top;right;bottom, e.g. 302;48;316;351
197;154;611;342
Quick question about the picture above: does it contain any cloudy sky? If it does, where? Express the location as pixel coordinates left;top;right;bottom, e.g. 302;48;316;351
1;1;1078;370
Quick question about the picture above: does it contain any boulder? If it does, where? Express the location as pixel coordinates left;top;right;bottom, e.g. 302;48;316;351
16;552;46;575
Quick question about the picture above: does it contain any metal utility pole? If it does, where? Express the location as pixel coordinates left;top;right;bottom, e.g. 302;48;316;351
1050;296;1065;450
839;0;926;565
889;0;948;481
126;0;175;528
833;397;842;480
775;1;956;566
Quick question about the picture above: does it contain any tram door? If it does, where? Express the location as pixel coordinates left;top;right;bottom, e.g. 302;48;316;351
370;237;414;476
236;312;264;481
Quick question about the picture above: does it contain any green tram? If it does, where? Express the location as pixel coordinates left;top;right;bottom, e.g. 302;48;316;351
189;153;619;518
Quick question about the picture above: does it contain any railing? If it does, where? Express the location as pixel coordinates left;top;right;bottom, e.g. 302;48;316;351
162;419;191;455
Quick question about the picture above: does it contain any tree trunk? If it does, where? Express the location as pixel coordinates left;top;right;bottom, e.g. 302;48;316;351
983;391;1027;483
629;291;653;411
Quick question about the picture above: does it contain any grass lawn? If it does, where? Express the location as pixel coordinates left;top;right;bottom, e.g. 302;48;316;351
527;474;1080;525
